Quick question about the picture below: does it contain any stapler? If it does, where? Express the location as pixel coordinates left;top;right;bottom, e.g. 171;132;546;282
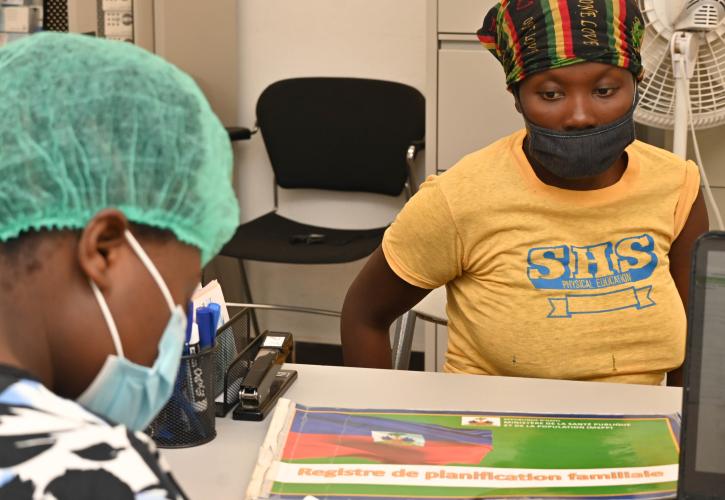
232;332;297;421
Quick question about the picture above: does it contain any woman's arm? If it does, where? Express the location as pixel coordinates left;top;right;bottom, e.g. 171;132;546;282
341;247;431;368
668;188;709;386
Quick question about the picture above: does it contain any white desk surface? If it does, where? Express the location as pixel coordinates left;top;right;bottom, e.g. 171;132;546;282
161;363;682;500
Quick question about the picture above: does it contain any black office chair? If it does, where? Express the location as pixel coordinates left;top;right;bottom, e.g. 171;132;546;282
222;77;425;334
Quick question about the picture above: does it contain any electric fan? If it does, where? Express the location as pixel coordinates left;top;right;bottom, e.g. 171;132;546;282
635;0;725;229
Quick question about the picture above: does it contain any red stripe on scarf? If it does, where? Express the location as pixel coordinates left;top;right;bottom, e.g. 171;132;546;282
557;0;574;58
617;0;630;66
503;7;526;80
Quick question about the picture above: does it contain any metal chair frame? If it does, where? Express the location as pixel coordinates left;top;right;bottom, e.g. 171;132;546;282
391;287;448;370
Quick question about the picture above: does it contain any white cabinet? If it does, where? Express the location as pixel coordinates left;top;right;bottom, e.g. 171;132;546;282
424;0;524;370
438;0;490;33
430;0;523;174
438;38;522;171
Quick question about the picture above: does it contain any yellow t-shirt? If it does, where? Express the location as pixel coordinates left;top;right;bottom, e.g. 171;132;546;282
383;129;700;385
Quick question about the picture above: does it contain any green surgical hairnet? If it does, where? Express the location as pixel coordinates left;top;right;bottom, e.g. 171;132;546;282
0;32;239;265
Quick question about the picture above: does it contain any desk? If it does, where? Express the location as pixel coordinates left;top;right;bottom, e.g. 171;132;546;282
162;364;682;500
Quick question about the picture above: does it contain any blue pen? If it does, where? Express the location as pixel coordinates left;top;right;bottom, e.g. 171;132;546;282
196;306;214;351
208;303;222;334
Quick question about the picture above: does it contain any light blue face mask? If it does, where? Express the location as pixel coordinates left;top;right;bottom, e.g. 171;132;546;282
77;230;187;431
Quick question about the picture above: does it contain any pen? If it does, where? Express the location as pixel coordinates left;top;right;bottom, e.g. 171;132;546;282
196;306;214;351
208;302;222;334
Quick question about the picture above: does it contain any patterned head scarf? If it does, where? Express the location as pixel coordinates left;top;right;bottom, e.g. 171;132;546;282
477;0;645;87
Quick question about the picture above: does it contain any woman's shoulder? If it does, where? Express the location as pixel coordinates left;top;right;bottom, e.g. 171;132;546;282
0;375;186;499
436;129;526;186
628;140;689;168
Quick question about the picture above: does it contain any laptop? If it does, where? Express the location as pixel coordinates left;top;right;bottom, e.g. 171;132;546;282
679;231;725;498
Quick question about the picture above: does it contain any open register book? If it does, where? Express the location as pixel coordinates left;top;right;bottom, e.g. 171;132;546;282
246;399;680;500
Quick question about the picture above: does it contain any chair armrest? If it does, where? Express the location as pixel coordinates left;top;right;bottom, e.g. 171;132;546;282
407;139;425;162
226;126;257;142
405;138;426;196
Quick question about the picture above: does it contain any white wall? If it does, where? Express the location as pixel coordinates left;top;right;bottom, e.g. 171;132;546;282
640;125;725;229
690;126;725;229
229;0;427;346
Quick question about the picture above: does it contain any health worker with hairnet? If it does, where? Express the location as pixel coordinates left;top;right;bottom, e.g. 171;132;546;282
0;33;238;498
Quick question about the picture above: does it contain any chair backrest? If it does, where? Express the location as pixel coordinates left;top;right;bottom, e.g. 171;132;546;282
256;77;425;197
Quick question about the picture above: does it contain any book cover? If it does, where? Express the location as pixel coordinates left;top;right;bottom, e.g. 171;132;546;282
246;399;680;499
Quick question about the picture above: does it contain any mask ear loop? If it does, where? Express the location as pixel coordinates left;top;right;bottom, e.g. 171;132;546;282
512;83;541;127
513;83;537;159
89;280;125;358
123;229;176;311
511;83;526;119
87;230;177;360
632;75;640;108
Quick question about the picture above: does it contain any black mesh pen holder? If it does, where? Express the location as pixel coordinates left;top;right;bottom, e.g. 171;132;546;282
147;344;217;448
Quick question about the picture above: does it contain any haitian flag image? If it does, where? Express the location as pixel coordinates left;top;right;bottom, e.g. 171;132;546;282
281;408;494;465
246;400;681;500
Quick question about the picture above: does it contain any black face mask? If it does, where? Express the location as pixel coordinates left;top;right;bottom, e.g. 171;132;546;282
518;89;638;180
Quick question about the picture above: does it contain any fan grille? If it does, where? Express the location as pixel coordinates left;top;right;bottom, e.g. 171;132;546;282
693;3;719;28
635;0;725;130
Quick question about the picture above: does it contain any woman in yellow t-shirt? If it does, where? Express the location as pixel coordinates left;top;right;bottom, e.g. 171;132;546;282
341;0;709;386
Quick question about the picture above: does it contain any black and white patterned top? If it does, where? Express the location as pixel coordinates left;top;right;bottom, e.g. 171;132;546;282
0;365;188;499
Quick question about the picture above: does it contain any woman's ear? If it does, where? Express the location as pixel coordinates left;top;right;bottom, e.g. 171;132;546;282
77;209;130;291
